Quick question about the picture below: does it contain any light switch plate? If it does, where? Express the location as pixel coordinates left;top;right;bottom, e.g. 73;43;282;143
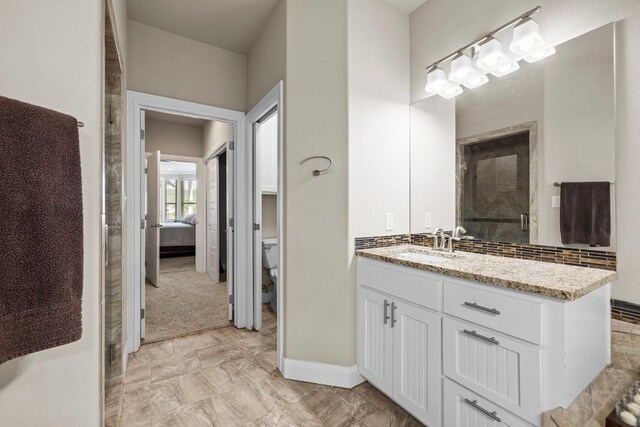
425;212;432;229
552;195;561;208
385;213;394;231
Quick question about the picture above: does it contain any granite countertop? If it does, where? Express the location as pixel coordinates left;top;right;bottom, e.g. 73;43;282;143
356;245;617;301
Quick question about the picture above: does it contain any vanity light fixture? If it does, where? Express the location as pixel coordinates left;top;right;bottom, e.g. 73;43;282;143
423;5;554;99
491;61;520;77
510;18;545;54
424;67;450;94
476;38;508;71
440;85;464;99
524;46;556;63
449;53;476;83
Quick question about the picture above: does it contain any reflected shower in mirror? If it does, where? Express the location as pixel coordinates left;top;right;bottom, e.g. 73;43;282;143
411;23;616;250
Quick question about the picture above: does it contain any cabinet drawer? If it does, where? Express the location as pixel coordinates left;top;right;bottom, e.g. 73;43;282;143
443;317;542;424
443;281;542;344
443;379;535;427
359;259;442;312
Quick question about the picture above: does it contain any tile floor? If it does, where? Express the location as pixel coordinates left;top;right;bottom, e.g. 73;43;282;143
117;306;420;426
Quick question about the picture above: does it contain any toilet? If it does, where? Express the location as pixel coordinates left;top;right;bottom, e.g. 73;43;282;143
262;238;278;311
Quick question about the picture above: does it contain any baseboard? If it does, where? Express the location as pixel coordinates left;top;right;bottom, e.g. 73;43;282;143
282;358;365;389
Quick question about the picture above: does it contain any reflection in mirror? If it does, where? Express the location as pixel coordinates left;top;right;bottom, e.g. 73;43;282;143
410;23;616;250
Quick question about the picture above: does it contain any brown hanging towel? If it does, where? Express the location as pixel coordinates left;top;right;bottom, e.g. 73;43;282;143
0;96;83;364
560;182;611;247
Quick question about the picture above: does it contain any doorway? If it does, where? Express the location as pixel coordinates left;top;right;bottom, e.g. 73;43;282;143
456;122;538;244
125;92;244;354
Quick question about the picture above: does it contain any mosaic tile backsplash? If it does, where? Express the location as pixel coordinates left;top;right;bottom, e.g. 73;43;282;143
355;234;616;271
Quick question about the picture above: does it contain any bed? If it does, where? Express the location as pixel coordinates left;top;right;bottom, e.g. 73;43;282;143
160;216;196;257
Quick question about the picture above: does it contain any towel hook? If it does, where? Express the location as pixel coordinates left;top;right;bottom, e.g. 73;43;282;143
300;155;332;176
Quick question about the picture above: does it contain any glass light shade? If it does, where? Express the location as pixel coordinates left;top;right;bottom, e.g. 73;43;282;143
491;61;520;77
510;18;544;54
476;38;508;70
524;46;556;63
463;74;489;89
439;85;463;99
425;68;449;93
449;54;475;83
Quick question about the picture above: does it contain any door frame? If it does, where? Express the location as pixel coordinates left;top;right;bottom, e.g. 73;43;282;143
455;121;539;244
125;91;245;354
244;82;285;370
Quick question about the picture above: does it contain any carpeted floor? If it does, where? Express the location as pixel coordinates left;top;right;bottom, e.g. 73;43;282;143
144;256;230;344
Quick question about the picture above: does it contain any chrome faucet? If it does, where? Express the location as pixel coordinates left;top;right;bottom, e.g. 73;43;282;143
453;226;467;238
429;228;455;252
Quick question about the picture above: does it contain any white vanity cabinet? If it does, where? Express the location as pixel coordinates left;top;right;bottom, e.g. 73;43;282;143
358;257;612;427
358;265;443;427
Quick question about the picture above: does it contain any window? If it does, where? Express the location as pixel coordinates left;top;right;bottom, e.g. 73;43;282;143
165;179;177;221
182;179;197;217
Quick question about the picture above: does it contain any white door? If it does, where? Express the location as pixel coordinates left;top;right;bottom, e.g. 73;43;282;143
392;301;442;427
145;150;161;288
207;159;219;282
358;287;393;396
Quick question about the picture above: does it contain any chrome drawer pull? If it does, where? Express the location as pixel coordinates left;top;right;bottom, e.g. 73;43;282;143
464;399;502;422
462;329;500;346
383;300;390;325
463;301;501;315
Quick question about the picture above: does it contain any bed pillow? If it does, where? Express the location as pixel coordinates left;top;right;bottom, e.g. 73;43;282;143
189;215;197;225
182;213;195;224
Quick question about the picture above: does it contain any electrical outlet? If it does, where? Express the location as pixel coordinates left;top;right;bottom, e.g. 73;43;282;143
425;212;432;229
552;195;561;208
385;213;394;231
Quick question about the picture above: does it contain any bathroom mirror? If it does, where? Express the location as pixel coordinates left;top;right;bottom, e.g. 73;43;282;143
410;23;616;250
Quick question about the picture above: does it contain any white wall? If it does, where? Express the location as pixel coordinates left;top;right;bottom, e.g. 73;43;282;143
145;118;204;157
0;0;105;425
348;0;410;239
615;15;640;304
203;120;232;159
246;0;286;111
127;20;246;111
410;0;640;103
410;96;456;233
285;0;352;366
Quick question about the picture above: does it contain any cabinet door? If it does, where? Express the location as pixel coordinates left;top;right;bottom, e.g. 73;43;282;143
443;379;534;427
392;300;442;427
358;287;393;395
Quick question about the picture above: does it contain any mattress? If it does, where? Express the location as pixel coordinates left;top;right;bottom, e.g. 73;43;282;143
160;222;196;247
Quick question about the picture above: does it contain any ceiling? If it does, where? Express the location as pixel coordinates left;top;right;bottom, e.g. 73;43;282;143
160;160;197;174
127;0;280;54
145;110;209;127
382;0;427;14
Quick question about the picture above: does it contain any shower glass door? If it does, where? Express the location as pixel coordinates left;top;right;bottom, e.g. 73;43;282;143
461;131;530;243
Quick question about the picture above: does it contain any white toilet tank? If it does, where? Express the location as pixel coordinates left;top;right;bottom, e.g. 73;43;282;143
262;238;278;269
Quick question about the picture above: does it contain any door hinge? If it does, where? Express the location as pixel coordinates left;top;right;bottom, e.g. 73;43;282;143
253;223;260;231
140;129;145;139
228;295;234;304
229;141;234;150
145;261;147;267
141;308;145;319
145;167;148;174
140;218;146;229
229;218;235;228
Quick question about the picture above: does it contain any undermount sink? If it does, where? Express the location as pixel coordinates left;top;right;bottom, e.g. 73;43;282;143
396;251;454;263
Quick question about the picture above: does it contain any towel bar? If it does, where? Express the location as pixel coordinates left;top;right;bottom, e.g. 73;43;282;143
553;181;614;187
